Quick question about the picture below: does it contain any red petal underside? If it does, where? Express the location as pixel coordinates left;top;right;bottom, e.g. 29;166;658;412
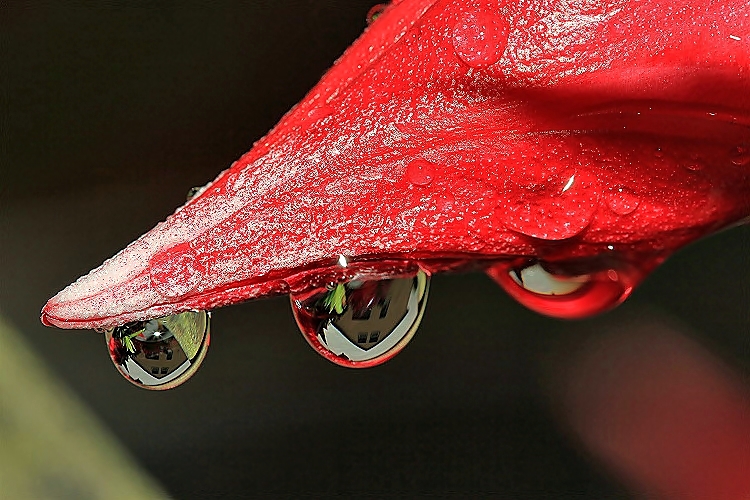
43;0;750;329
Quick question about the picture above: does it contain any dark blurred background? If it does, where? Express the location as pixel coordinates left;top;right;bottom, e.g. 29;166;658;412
3;2;748;498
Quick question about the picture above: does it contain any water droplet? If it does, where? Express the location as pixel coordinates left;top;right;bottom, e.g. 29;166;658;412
683;161;704;172
501;169;600;240
654;147;665;158
451;10;509;68
729;145;750;166
406;159;435;186
105;310;210;390
605;186;640;216
366;4;388;25
436;192;455;211
303;105;334;125
290;271;430;367
186;186;201;201
486;258;642;319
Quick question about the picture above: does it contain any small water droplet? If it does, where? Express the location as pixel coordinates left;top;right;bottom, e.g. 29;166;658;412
366;3;388;25
451;10;509;68
487;258;642;319
406;159;435;186
729;145;750;166
290;271;430;367
186;186;201;201
436;192;455;211
302;105;334;125
105;310;210;390
654;147;665;158
605;186;640;216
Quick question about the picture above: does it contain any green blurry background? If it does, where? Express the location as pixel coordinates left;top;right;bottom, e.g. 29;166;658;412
2;2;748;498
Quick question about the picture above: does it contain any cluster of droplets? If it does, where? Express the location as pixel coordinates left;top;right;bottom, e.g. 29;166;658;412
101;253;649;389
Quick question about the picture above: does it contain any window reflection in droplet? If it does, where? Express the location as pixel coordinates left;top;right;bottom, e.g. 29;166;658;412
290;270;430;367
487;258;643;319
105;310;210;390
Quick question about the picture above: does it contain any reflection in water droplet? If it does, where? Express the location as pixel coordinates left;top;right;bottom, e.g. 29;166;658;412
406;159;435;186
290;271;430;367
451;9;509;68
605;186;640;216
366;4;388;25
105;310;210;390
487;258;641;319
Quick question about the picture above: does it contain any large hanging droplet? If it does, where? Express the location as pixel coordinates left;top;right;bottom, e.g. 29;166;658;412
366;4;389;25
290;270;430;367
105;310;210;390
486;258;642;319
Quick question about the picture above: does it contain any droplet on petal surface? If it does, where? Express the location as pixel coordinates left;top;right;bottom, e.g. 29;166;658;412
501;169;600;240
486;258;642;319
451;9;509;68
729;145;750;166
105;310;210;390
605;186;640;216
290;270;430;367
406;159;435;186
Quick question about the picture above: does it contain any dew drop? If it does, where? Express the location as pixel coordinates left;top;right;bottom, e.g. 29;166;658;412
303;105;334;125
605;186;640;216
436;192;455;211
729;145;750;166
683;161;704;172
105;310;210;390
290;270;430;367
186;186;201;201
451;9;509;68
406;159;435;186
366;4;388;25
501;169;600;240
486;258;641;319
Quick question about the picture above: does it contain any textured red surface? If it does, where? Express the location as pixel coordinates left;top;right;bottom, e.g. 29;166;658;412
43;0;750;329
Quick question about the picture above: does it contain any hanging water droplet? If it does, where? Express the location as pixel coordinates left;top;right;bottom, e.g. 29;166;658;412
186;186;201;201
366;3;388;25
105;310;210;390
486;258;642;319
290;270;430;367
